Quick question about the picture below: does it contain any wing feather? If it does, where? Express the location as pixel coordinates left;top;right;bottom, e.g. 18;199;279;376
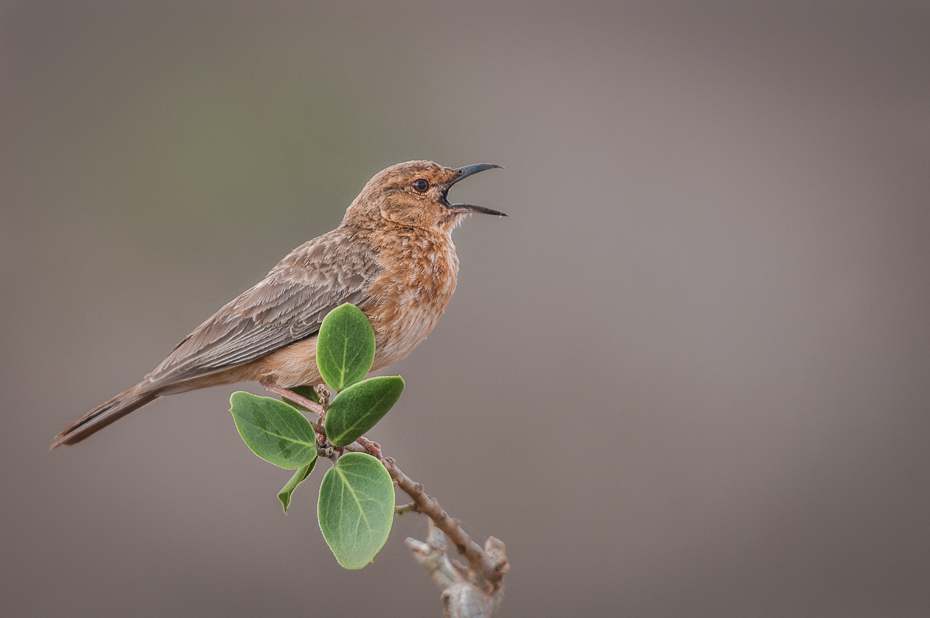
145;231;379;386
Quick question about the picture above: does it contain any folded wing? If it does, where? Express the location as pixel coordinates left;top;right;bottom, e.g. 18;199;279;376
146;232;379;387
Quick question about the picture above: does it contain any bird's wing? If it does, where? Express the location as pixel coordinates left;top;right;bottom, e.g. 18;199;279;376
145;232;379;386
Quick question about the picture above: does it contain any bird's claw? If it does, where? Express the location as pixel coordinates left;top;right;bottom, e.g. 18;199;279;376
357;436;383;460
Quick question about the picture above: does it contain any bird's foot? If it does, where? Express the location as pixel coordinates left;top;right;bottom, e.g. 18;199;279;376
357;436;383;460
260;381;325;418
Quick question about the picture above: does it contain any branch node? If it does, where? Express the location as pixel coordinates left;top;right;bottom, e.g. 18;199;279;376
385;458;507;617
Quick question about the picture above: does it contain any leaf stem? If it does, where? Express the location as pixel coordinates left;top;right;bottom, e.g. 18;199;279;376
394;502;418;515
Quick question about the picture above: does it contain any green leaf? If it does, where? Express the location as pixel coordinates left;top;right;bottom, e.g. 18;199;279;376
277;458;317;513
282;384;320;412
318;453;395;569
325;376;405;447
229;392;317;469
316;303;376;391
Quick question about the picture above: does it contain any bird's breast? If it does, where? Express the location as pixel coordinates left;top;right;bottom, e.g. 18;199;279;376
366;233;459;371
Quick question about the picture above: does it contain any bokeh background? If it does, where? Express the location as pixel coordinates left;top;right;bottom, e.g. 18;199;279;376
3;1;929;616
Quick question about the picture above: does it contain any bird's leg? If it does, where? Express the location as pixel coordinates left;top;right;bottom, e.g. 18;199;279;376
259;381;326;419
356;436;383;461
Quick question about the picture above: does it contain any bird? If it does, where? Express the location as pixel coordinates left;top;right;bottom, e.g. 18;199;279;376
51;160;504;448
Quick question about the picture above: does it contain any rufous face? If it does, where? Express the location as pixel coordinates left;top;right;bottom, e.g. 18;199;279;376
352;160;505;232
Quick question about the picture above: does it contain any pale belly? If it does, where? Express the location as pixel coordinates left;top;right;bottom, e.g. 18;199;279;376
252;336;323;388
249;294;450;388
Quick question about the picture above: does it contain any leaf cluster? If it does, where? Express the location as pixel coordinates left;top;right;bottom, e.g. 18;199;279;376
229;304;405;568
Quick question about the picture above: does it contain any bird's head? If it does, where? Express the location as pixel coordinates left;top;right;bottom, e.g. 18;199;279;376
345;160;505;233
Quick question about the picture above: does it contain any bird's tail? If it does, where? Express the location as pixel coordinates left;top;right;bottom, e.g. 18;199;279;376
50;385;159;449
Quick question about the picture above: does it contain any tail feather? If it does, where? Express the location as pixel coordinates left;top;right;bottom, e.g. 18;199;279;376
51;386;159;449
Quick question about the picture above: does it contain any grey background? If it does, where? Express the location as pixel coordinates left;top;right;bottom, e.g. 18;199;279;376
2;1;929;616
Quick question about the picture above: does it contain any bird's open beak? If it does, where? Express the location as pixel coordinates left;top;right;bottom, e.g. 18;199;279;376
444;163;507;217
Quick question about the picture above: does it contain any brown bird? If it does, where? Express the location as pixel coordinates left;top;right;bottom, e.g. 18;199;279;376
52;160;504;448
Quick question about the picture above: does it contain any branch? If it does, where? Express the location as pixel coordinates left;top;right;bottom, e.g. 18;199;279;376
405;520;508;618
382;456;508;617
340;443;508;616
272;385;508;616
381;457;506;588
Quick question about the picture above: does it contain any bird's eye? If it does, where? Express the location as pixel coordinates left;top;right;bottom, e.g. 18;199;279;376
411;178;430;193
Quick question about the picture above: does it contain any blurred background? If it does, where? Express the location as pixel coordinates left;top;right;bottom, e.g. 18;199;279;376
2;1;929;616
